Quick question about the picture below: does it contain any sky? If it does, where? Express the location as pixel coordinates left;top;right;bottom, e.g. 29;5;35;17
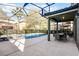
0;3;71;22
15;3;70;11
0;3;71;15
14;3;71;14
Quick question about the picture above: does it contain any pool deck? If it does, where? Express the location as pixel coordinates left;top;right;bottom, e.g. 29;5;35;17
0;34;79;56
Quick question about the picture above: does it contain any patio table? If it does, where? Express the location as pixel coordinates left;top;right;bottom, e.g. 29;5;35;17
55;33;67;41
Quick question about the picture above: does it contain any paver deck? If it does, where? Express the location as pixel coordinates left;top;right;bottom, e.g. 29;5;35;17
0;34;79;56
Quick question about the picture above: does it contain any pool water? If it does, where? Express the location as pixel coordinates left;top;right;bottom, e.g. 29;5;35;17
18;33;47;39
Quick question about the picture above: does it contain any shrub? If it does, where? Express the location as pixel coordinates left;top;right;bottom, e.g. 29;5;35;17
24;29;48;34
0;30;4;35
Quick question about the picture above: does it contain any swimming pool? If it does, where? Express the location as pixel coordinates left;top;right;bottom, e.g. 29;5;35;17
18;33;47;39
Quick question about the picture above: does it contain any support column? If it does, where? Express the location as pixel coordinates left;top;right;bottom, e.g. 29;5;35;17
48;19;51;41
42;9;44;16
75;3;79;49
55;22;59;40
74;18;77;41
75;13;79;49
57;22;58;33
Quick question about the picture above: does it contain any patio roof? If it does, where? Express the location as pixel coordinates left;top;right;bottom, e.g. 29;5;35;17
44;4;78;22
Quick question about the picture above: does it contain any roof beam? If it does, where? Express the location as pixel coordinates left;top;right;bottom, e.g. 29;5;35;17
23;3;54;16
49;17;58;22
23;8;28;16
30;3;48;15
43;3;55;9
46;3;50;6
31;3;43;9
9;8;22;19
23;3;29;7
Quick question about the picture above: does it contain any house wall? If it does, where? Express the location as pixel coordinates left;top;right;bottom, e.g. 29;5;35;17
0;21;17;34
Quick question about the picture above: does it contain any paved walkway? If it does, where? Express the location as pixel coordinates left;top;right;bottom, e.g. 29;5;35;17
0;34;79;56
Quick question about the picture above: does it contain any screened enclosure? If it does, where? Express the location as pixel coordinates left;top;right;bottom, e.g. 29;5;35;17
0;3;74;47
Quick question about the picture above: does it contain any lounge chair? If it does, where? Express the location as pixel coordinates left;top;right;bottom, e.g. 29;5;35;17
0;37;9;41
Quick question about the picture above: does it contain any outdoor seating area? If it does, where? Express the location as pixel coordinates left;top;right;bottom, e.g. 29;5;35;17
54;32;67;41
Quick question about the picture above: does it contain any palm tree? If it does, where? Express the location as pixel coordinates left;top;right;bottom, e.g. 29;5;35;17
11;7;24;34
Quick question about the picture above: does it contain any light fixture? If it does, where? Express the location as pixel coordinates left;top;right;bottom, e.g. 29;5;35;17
62;16;65;19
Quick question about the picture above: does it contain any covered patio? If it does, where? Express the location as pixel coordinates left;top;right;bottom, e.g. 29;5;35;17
44;3;79;50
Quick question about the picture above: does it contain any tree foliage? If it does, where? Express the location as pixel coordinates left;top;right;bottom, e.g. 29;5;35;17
24;10;48;31
11;7;24;20
0;8;8;20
